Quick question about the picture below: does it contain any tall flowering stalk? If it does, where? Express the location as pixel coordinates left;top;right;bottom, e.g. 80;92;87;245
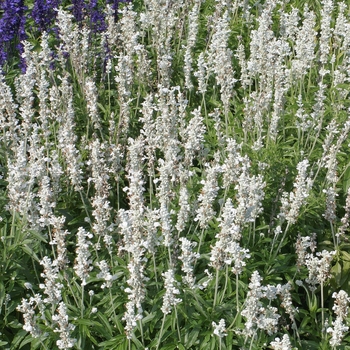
52;302;76;350
183;2;200;90
17;294;44;339
273;159;313;257
270;334;292;350
32;0;61;32
327;290;350;348
241;271;297;346
0;0;27;69
210;198;250;308
195;156;222;230
178;237;199;289
157;269;181;350
207;11;236;131
212;319;227;350
74;227;93;287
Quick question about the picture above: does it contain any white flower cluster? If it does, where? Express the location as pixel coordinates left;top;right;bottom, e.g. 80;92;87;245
123;247;148;338
181;107;206;167
222;138;244;187
291;5;316;78
212;318;227;338
279;159;313;225
183;2;200;90
327;290;350;347
195;159;222;229
270;334;292;349
49;215;70;271
210;198;250;274
235;171;265;225
16;294;44;338
295;234;335;291
88;139;114;251
178;237;200;288
74;227;93;286
39;256;63;304
56;76;83;192
241;271;297;338
338;187;350;238
161;269;181;315
305;250;335;292
96;260;116;289
207;11;236;112
295;233;317;271
176;184;191;234
52;302;76;350
84;78;99;130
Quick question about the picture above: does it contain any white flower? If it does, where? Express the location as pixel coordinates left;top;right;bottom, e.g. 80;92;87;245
178;237;200;288
74;227;93;286
161;269;181;315
212;319;227;338
270;334;292;349
327;290;350;347
39;256;62;304
52;302;76;350
96;260;116;289
17;295;43;338
278;159;312;224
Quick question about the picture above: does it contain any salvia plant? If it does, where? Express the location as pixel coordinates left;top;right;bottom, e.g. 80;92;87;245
1;0;350;349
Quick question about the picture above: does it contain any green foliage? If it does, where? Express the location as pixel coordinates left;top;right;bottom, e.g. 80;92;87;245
1;0;350;349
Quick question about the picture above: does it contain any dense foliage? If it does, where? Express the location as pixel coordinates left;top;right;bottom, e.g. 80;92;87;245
1;0;350;349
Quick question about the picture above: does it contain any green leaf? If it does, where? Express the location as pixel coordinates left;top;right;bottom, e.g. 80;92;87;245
299;340;321;349
0;283;5;312
131;333;144;348
142;311;156;324
10;329;30;350
96;313;114;338
185;328;199;348
341;251;350;262
343;166;350;193
20;244;40;262
332;261;342;286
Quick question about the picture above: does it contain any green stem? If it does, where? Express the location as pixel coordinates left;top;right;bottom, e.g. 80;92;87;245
330;221;337;250
139;318;144;346
213;269;219;308
236;273;239;312
321;280;325;338
248;334;255;350
153;253;159;290
174;306;181;343
156;314;166;350
220;265;229;304
81;284;84;319
272;222;290;261
197;228;205;255
109;289;117;322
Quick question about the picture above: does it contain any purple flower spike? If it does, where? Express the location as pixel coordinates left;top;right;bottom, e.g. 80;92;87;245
71;0;86;24
0;0;27;67
107;0;132;22
87;0;107;32
32;0;62;32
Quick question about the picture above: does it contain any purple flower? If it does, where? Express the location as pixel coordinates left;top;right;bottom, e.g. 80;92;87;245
87;0;107;32
0;0;27;68
69;0;106;32
31;0;62;32
107;0;132;22
71;0;86;24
